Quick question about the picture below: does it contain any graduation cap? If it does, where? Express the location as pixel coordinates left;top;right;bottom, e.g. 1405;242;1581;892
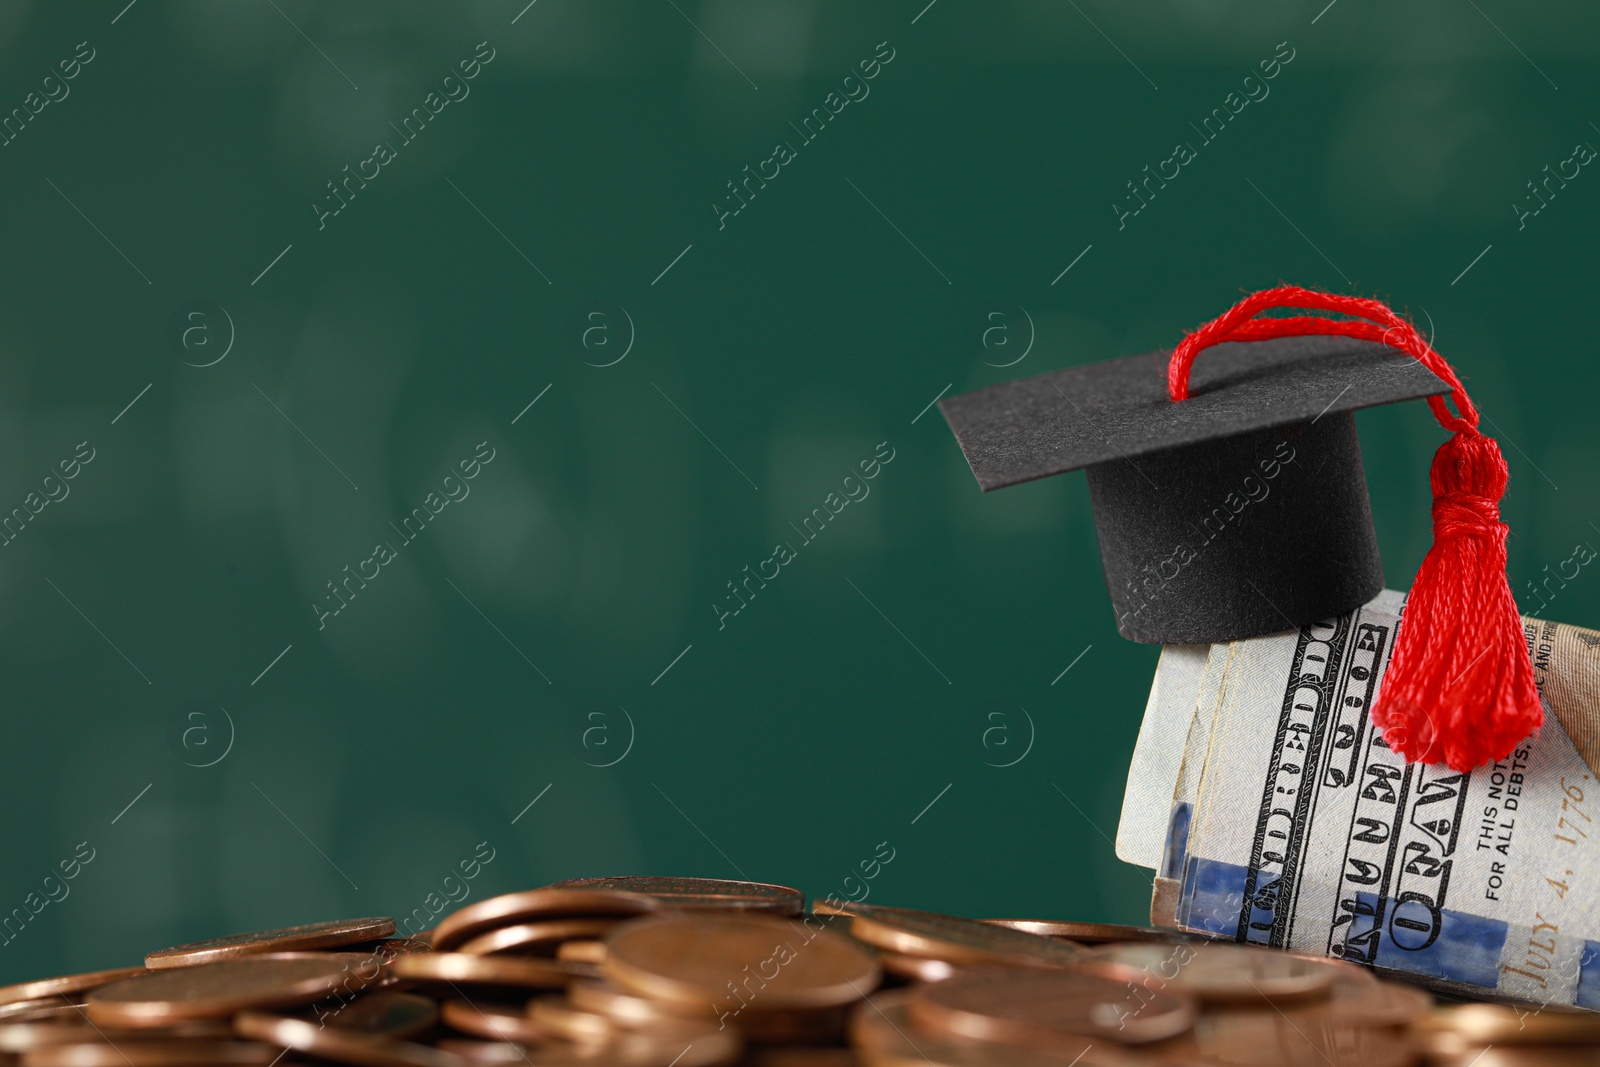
940;286;1540;771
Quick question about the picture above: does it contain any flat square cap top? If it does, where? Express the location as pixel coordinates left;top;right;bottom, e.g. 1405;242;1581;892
939;334;1451;491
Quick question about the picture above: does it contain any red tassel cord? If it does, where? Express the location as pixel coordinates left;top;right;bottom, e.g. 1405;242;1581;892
1167;286;1541;771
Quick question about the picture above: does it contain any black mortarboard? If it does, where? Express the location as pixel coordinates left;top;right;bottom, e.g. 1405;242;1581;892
940;333;1451;644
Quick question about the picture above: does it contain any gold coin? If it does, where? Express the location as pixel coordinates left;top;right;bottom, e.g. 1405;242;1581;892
235;1011;466;1067
982;920;1192;945
86;957;373;1026
387;952;598;989
314;992;440;1038
1421;1003;1600;1045
558;941;607;966
548;877;803;916
604;914;880;1013
0;969;148;1007
456;919;619;957
908;966;1196;1045
431;890;658;952
849;990;1140;1067
1073;942;1336;1004
844;905;1082;968
145;918;396;969
439;1000;547;1043
21;1040;280;1067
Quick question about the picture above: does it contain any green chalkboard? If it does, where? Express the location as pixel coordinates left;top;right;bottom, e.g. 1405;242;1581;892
1;0;1597;981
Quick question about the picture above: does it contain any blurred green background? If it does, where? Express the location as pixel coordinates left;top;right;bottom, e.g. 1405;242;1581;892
0;0;1597;980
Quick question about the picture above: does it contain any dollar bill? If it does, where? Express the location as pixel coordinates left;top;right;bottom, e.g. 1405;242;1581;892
1120;590;1406;874
1127;592;1600;1007
1116;643;1208;870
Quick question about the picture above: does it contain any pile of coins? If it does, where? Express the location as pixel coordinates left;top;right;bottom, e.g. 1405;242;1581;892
0;875;1594;1066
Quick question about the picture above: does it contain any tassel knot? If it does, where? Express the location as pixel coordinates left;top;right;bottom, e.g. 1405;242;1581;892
1431;493;1503;542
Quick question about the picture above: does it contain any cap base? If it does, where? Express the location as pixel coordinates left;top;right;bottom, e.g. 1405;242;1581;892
1088;413;1384;644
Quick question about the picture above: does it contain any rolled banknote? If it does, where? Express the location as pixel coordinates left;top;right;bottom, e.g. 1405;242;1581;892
1127;592;1600;1008
1116;642;1208;870
1120;590;1405;872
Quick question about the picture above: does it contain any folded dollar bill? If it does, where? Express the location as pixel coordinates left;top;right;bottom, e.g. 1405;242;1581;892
1121;591;1600;1008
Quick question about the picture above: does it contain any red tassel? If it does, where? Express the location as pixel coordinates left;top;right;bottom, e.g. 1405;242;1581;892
1168;286;1542;771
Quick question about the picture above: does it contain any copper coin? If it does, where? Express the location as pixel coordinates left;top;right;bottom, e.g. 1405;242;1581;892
86;957;374;1026
0;1023;231;1053
367;938;435;962
235;1011;465;1067
314;992;440;1038
146;917;397;969
557;941;607;966
1283;973;1431;1026
1432;1051;1600;1067
605;914;880;1012
548;877;804;916
248;951;400;995
0;1026;117;1054
21;1040;281;1067
572;978;822;1045
431;890;659;952
434;1041;527;1065
877;951;957;984
1287;952;1378;985
255;950;388;964
850;990;1131;1067
1151;1010;1417;1067
741;1052;860;1067
449;1028;741;1067
1422;1003;1600;1045
1073;942;1336;1004
983;920;1191;945
527;998;615;1044
844;905;1082;968
808;900;854;919
438;1001;546;1044
0;1002;88;1024
724;1005;851;1047
387;952;596;989
909;966;1196;1046
455;919;619;957
587;1028;741;1067
569;979;709;1028
577;975;843;1046
0;969;147;1008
